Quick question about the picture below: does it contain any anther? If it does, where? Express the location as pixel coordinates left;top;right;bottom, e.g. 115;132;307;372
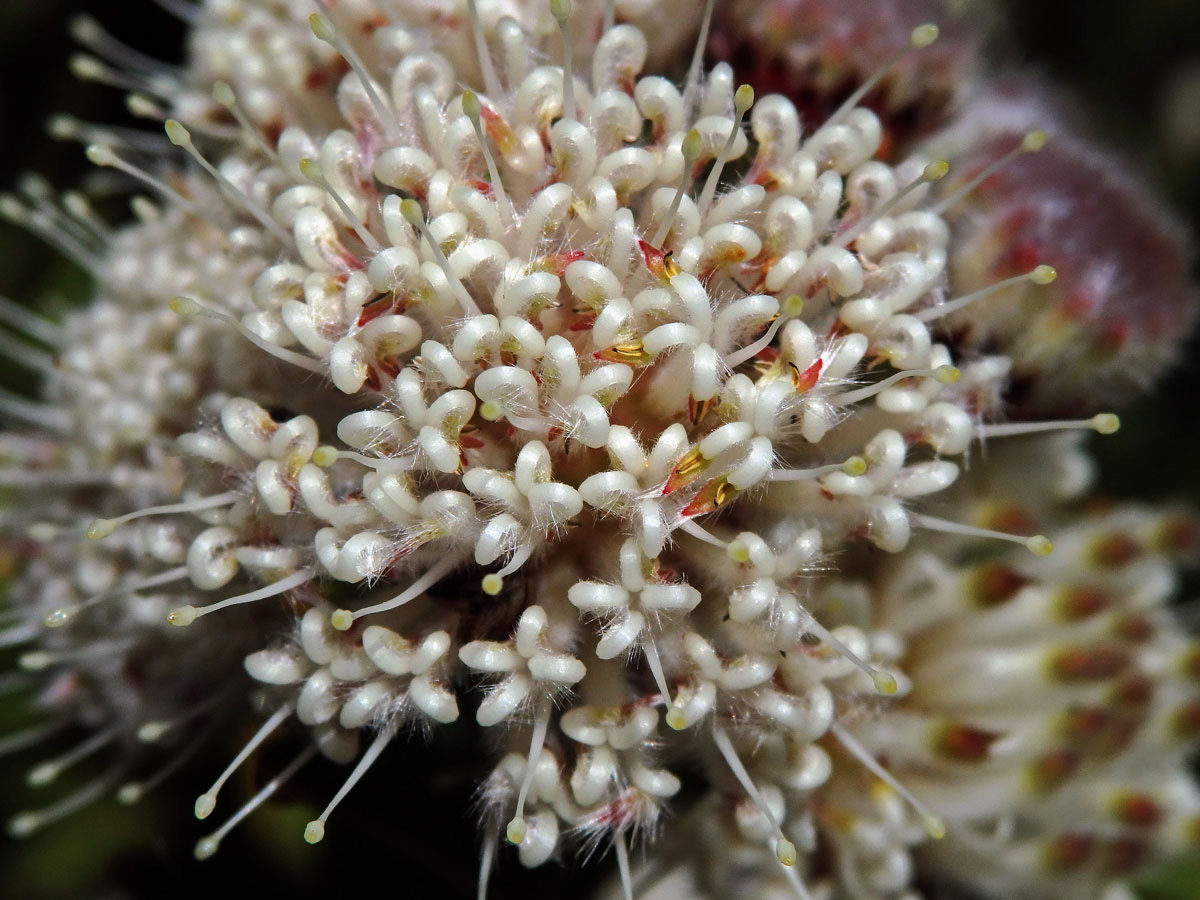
651;128;702;246
168;567;314;627
912;513;1053;556
931;130;1047;214
304;729;395;843
331;555;458;630
169;296;325;372
697;84;755;216
830;722;945;839
916;264;1056;323
26;726;118;788
308;13;397;138
836;159;949;248
461;92;515;226
298;157;381;251
400;199;483;315
87;491;239;540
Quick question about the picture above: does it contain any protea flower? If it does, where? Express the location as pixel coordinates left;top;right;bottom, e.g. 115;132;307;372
0;2;1196;899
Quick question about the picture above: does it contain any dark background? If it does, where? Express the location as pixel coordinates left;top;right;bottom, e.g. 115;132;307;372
0;1;1198;898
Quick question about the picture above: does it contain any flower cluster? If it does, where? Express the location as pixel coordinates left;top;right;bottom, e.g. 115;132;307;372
0;2;1196;899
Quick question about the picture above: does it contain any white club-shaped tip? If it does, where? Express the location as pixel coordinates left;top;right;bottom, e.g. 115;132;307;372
85;144;118;167
461;90;482;120
27;764;58;788
1023;130;1048;152
8;814;38;839
734;83;755;114
137;721;168;742
304;820;326;844
923;813;947;840
1025;534;1054;557
911;23;939;48
775;837;797;867
164;119;191;147
86;518;116;540
506;816;527;845
117;783;143;805
1091;413;1120;435
212;80;235;108
194;836;220;860
331;609;354;631
167;606;197;627
43;608;74;629
308;13;336;43
194;792;216;820
923;159;950;182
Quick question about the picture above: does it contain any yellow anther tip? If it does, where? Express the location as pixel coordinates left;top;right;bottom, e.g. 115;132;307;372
312;446;339;467
1091;413;1120;435
727;541;751;564
308;13;335;42
923;814;947;840
303;820;325;844
506;817;527;845
212;81;235;108
681;129;703;161
167;606;197;627
924;160;950;181
665;706;687;730
872;671;899;695
933;365;961;385
169;296;203;317
734;84;755;113
842;456;867;477
461;90;482;119
911;23;939;48
481;573;504;596
399;198;425;226
331;609;354;632
194;793;216;820
479;400;504;422
194;837;219;860
1023;130;1048;152
86;518;116;540
781;294;804;318
298;157;321;181
1026;535;1054;557
1029;264;1057;285
775;838;797;866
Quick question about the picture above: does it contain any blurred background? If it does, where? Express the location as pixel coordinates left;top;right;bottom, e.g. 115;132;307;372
0;0;1198;897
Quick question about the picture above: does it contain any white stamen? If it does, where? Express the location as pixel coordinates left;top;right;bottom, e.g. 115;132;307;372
478;828;497;900
400;199;483;315
331;555;458;631
832;365;959;406
651;128;702;246
0;194;103;273
211;81;280;163
465;0;504;100
712;726;803;877
304;728;395;843
168;567;315;627
0;295;61;344
911;513;1053;556
830;721;945;839
615;829;634;900
69;14;173;76
0;722;65;758
836;159;949;248
820;24;940;132
461;92;515;227
931;129;1047;215
0;386;71;431
165;120;293;245
551;0;576;122
69;53;177;99
85;144;207;218
678;519;727;548
46;566;190;628
506;702;552;845
978;413;1120;440
724;294;804;368
87;491;239;540
169;296;325;373
768;456;866;482
195;746;316;859
682;0;716;112
697;84;754;216
298;156;381;251
308;13;397;138
915;264;1057;322
26;726;119;788
642;637;675;713
800;615;897;695
194;703;293;820
8;771;115;839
